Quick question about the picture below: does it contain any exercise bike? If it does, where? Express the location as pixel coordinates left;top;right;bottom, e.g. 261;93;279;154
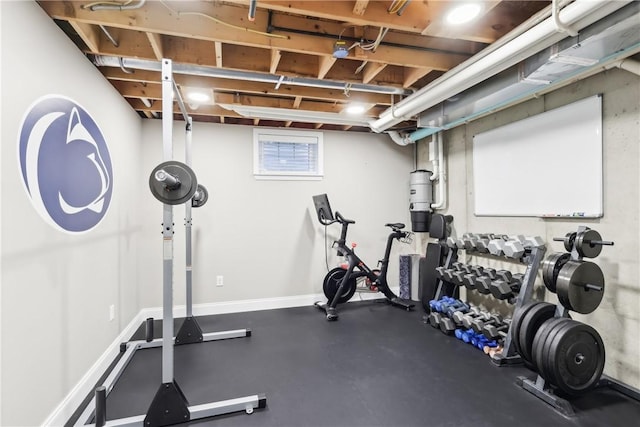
312;194;415;321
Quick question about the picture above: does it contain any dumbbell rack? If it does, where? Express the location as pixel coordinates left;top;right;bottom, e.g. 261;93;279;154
516;226;640;416
435;234;547;366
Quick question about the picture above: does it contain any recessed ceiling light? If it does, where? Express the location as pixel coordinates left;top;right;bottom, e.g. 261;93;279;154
345;104;366;115
187;92;211;103
446;3;482;25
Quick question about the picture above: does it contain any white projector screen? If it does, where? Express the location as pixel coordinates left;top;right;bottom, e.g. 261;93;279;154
472;95;603;218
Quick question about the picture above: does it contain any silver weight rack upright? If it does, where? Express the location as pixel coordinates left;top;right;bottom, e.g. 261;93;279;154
74;58;265;427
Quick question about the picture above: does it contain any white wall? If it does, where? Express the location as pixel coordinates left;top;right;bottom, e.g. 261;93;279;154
138;121;414;308
0;2;143;425
420;68;640;388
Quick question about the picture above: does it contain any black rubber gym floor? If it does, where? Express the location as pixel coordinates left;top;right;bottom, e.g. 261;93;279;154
83;301;640;427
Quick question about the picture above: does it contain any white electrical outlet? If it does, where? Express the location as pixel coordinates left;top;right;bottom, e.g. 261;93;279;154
109;305;115;321
216;275;224;287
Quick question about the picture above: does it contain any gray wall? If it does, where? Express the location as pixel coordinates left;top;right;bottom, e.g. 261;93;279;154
138;121;414;308
419;68;640;388
0;2;143;425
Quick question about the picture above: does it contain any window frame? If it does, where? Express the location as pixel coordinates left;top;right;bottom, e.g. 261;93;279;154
253;128;324;180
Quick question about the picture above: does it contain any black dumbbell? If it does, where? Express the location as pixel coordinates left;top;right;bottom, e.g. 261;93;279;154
462;273;478;289
435;266;446;280
496;270;512;282
481;319;512;340
451;270;466;286
475;276;493;294
459;310;492;329
451;262;464;271
451;307;481;325
471;313;503;334
428;312;443;328
474;268;497;294
442;268;455;282
439;317;457;335
489;273;524;300
445;301;471;317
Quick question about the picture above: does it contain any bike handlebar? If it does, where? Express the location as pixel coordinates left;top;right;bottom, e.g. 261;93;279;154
335;211;355;225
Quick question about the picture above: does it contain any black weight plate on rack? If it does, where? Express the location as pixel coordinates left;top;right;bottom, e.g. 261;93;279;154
542;318;575;387
542;252;571;293
518;302;557;367
575;229;603;259
149;161;198;205
191;184;208;208
556;260;605;314
509;301;540;357
563;232;577;252
532;317;565;376
549;320;606;395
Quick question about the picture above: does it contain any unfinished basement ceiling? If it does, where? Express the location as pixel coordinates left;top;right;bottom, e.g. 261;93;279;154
38;0;551;132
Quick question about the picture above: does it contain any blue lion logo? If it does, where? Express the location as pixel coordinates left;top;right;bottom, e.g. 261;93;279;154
18;95;113;233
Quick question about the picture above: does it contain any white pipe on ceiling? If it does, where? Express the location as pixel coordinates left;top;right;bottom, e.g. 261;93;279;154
369;0;631;133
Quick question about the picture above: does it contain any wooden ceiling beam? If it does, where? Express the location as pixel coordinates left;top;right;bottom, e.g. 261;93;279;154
362;62;387;84
102;68;396;105
270;49;282;74
293;96;302;108
215;41;223;68
352;1;369;16
39;1;469;70
420;1;504;43
69;21;101;53
223;0;432;34
403;67;433;89
127;98;243;117
120;82;370;115
318;56;337;79
146;32;164;60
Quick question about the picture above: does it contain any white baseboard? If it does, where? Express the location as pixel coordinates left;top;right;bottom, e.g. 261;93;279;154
41;288;398;426
42;311;146;426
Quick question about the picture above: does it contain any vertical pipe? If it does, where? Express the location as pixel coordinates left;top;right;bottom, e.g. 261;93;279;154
185;118;193;318
161;58;174;383
248;0;257;21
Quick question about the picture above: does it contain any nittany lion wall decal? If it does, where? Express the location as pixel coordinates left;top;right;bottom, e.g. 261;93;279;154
18;95;113;233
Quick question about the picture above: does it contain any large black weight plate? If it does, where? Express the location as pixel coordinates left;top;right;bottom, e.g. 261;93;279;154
149;161;198;205
323;267;357;304
563;232;577;252
191;184;208;208
575;229;603;258
556;260;605;314
549;320;605;395
518;302;557;367
509;301;540;358
542;253;571;293
533;317;565;376
543;318;576;388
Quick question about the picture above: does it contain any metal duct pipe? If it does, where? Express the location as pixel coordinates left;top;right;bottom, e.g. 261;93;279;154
369;0;630;133
89;0;146;11
91;55;412;96
387;131;411;146
613;58;640;76
430;129;446;210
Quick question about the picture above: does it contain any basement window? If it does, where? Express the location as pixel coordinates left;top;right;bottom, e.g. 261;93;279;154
253;129;323;180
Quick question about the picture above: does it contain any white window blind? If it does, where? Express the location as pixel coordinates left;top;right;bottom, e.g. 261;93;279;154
253;129;323;180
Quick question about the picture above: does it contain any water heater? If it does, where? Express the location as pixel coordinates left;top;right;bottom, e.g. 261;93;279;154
409;169;433;232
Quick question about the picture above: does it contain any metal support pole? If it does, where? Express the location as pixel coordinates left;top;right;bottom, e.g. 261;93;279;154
161;58;175;383
185;118;193;317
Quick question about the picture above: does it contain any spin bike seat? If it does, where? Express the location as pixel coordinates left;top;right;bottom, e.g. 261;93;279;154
385;223;405;230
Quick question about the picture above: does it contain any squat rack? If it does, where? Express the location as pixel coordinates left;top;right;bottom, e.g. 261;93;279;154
74;58;265;427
